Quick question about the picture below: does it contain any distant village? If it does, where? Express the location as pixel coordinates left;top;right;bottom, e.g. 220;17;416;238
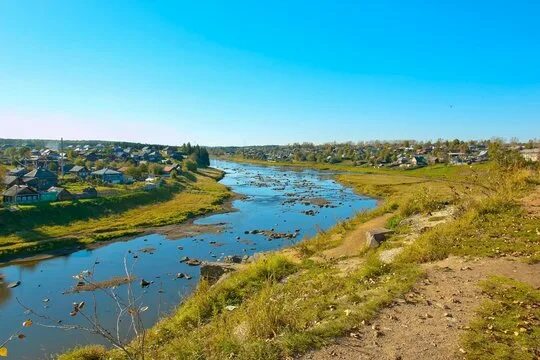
211;139;540;168
0;139;210;205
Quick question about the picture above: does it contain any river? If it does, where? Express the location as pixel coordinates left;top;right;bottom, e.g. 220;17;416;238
0;160;376;359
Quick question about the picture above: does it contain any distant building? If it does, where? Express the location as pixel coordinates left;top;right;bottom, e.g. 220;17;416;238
163;163;180;177
47;186;73;201
2;185;40;204
476;150;489;162
8;167;27;177
411;156;428;167
23;167;58;191
68;165;90;179
76;187;98;199
91;168;124;184
520;148;540;162
3;175;24;189
84;151;99;162
448;152;467;165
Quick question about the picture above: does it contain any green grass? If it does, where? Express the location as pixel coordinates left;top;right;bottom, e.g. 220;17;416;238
0;169;231;261
398;179;540;264
62;181;145;197
461;276;540;360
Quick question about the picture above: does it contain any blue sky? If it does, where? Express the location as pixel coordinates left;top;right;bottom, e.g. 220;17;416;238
0;1;539;145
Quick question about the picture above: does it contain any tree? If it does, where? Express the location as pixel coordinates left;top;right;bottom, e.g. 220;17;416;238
125;166;143;179
148;164;163;176
48;162;58;172
187;146;210;168
17;147;31;160
94;160;105;170
488;140;525;170
4;148;19;165
139;163;148;175
183;159;197;172
66;149;76;160
74;157;85;166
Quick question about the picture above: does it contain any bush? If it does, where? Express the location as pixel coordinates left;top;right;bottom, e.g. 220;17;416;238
58;345;108;360
183;159;197;172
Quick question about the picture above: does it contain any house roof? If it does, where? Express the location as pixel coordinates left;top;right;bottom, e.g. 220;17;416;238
2;185;38;197
69;165;87;173
163;164;179;172
91;168;122;175
47;186;70;194
24;167;58;179
8;167;27;176
3;175;21;185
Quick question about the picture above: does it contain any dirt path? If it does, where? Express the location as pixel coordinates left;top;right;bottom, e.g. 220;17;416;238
522;185;540;217
322;214;393;259
301;256;540;360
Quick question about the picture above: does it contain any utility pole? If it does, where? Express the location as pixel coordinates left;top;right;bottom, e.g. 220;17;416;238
60;137;64;179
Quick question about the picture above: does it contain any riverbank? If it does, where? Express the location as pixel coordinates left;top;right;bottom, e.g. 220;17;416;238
60;160;540;359
0;168;233;264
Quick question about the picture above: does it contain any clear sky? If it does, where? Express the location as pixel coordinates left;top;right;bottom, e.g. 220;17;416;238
0;1;539;146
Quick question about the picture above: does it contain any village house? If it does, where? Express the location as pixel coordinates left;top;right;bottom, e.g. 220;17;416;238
411;155;428;167
448;152;467;165
8;167;27;177
520;148;540;162
91;168;124;184
2;185;40;204
163;163;180;177
3;175;24;189
475;150;489;162
143;151;163;163
68;165;90;179
77;187;98;199
84;151;99;162
47;186;74;201
23;167;58;191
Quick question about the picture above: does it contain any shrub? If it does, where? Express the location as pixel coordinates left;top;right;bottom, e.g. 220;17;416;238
183;159;197;172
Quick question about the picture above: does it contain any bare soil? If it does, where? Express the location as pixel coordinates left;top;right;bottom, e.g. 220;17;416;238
67;276;135;293
522;185;540;218
322;214;393;260
300;256;540;360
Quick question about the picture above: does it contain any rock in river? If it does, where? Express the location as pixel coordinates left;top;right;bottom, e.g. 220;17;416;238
7;281;21;288
201;262;239;284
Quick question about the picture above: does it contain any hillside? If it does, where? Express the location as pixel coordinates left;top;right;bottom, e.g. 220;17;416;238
0;168;231;263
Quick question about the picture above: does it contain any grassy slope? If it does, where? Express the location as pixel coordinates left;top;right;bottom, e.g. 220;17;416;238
462;276;540;359
0;168;231;261
60;162;540;360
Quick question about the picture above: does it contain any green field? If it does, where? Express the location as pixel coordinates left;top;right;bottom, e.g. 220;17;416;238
0;168;231;262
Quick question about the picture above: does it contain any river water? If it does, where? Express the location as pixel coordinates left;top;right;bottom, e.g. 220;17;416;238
0;160;376;359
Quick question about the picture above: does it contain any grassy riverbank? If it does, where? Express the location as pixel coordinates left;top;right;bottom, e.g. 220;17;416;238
60;159;540;360
0;168;231;263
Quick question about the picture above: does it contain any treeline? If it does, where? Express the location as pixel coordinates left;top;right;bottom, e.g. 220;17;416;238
210;139;539;166
181;143;210;168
